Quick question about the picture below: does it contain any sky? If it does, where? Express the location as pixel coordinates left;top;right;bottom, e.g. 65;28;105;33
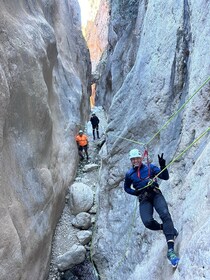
78;0;90;26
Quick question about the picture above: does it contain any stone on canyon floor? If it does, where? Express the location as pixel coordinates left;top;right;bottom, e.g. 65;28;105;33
76;230;92;245
83;163;99;172
72;212;92;230
56;244;86;271
68;182;94;215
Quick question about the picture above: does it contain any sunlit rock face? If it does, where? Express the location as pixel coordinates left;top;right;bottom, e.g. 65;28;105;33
93;1;210;279
85;0;109;72
0;1;91;279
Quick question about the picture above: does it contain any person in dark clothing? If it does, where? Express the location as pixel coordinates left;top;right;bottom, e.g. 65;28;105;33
90;113;100;140
124;148;180;267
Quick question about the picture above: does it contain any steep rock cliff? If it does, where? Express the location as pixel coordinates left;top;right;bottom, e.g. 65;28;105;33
0;1;91;279
92;1;210;279
1;0;210;279
85;0;109;72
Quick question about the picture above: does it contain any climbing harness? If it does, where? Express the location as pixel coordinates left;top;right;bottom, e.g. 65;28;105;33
137;147;151;180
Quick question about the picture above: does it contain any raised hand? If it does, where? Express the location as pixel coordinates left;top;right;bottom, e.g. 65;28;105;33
158;153;166;168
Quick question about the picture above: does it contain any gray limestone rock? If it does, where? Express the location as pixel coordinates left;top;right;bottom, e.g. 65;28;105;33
72;212;92;230
83;163;99;172
0;0;91;279
76;230;92;245
91;1;210;280
56;244;86;271
1;0;210;280
68;182;94;215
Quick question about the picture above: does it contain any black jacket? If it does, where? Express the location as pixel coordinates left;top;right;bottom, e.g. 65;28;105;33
90;115;99;126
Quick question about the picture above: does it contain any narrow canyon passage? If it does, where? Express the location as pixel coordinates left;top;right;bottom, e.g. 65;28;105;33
48;107;107;280
1;1;210;280
47;1;110;276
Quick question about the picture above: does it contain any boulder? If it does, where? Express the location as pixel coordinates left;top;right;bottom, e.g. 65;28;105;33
68;182;94;215
56;244;86;271
72;212;92;230
76;230;92;245
83;163;99;172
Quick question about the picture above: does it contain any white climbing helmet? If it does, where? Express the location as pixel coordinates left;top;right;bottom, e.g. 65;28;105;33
129;149;142;159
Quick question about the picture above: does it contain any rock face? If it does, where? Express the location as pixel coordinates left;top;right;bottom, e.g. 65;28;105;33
85;0;109;72
1;1;210;280
95;0;140;108
92;1;210;280
0;1;91;280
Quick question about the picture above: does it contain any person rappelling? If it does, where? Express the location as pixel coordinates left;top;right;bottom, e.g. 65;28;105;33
123;148;180;267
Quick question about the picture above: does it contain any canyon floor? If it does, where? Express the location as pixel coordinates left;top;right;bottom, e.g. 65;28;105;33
48;107;107;280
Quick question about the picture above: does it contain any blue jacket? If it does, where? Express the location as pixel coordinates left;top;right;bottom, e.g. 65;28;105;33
124;163;169;196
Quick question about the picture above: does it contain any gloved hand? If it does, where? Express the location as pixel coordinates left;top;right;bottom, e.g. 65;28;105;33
135;188;143;196
148;179;159;189
158;153;166;169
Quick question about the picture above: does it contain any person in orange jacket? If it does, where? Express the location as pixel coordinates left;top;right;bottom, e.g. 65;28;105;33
75;130;89;160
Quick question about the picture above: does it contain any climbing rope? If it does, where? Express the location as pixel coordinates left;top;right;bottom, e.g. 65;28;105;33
112;135;145;145
112;75;210;148
118;75;210;184
89;76;210;278
108;76;210;274
145;75;210;146
140;126;210;191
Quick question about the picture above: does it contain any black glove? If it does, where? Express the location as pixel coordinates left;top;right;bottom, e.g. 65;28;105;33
150;181;159;189
148;179;159;189
135;189;143;196
158;153;166;168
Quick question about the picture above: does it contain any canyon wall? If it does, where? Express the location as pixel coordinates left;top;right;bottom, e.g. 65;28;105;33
93;0;210;279
1;0;209;279
0;1;91;279
84;0;109;72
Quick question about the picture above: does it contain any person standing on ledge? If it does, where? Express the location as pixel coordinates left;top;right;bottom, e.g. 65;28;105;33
75;130;89;160
90;113;100;140
124;149;179;267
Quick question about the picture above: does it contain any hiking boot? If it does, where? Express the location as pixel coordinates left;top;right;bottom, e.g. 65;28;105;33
167;249;180;267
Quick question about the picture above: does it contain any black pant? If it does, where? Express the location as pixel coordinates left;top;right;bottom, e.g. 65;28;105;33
92;124;99;139
78;145;88;159
139;190;176;241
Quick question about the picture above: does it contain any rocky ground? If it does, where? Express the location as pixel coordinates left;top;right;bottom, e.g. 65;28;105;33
47;107;106;280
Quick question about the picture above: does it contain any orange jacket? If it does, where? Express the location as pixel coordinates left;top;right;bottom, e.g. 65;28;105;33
75;134;88;146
